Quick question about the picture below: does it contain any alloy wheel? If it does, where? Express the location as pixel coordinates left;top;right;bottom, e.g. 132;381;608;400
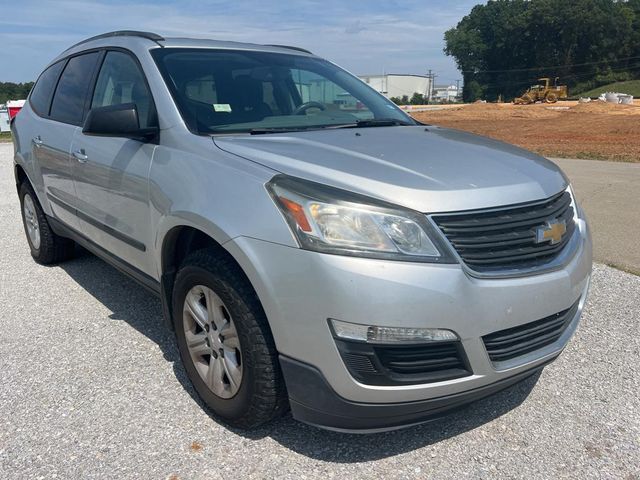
23;194;41;250
183;285;243;399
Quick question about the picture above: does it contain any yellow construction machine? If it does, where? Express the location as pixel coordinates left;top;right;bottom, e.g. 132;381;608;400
513;77;568;104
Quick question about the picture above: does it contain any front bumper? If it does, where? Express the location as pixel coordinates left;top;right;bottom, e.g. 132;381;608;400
280;354;554;433
225;217;591;429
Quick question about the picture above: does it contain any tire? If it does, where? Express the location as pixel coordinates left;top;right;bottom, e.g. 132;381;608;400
172;249;288;429
546;93;558;103
19;182;75;265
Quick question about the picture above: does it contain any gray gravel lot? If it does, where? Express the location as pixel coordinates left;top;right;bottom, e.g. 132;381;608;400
0;143;638;479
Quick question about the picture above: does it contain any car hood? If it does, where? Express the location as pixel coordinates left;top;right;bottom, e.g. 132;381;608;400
213;125;567;213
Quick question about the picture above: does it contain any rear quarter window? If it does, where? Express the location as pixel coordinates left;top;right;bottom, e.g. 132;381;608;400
50;51;101;125
29;61;65;116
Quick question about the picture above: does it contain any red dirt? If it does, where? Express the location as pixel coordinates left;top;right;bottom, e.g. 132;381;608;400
410;101;640;162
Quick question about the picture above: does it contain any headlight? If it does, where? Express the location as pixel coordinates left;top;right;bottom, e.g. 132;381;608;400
266;175;454;263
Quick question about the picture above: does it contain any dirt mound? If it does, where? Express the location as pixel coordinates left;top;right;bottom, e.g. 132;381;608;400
413;102;561;122
569;101;640;115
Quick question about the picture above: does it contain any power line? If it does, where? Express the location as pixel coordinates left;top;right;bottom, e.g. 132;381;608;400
461;55;640;74
471;62;640;90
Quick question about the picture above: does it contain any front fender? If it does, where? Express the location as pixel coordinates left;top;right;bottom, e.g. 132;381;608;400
148;137;298;279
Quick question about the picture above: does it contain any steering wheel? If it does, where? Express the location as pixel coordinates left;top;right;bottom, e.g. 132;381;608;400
292;101;327;115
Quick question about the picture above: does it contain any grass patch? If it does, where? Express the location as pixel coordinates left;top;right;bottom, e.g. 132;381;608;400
0;132;12;143
578;80;640;98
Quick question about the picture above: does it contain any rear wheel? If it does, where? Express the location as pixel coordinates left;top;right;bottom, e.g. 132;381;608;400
19;182;75;264
172;249;288;428
546;93;558;103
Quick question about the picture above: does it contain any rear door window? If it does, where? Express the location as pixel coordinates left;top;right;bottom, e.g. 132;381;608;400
50;51;101;125
29;61;65;117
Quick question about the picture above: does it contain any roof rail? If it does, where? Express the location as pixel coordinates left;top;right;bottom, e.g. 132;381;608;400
264;44;313;55
64;31;165;52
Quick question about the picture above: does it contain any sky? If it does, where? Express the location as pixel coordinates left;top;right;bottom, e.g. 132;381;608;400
0;0;481;84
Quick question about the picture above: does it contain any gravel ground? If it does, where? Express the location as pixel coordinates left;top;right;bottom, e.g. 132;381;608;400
0;143;639;479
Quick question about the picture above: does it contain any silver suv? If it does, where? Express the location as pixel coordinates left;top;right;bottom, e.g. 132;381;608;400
12;31;592;432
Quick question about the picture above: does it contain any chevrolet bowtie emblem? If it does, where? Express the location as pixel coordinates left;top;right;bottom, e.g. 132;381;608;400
535;219;567;245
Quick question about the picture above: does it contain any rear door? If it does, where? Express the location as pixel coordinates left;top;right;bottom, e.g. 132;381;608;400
71;50;158;275
37;51;102;230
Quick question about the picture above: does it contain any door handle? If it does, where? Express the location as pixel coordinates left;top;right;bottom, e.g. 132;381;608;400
33;136;43;147
72;149;88;163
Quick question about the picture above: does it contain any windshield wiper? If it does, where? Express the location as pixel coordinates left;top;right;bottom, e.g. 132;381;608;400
249;127;307;135
248;126;346;135
245;119;413;135
330;118;415;129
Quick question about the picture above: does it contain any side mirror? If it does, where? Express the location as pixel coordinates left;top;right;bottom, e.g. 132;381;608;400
83;103;158;141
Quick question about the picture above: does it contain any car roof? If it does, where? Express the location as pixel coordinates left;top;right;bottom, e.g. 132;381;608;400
53;30;314;64
160;37;313;54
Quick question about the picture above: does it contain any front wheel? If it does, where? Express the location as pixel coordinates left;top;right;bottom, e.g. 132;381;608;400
172;249;288;428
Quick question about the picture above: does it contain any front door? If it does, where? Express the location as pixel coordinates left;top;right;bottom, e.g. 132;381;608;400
71;50;158;275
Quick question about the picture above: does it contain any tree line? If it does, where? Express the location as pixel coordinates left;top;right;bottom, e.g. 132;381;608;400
0;82;34;105
390;93;427;105
444;0;640;101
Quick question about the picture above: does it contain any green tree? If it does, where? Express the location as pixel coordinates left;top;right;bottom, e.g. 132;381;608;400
465;81;485;102
444;0;639;101
0;82;34;105
390;95;410;105
410;92;426;104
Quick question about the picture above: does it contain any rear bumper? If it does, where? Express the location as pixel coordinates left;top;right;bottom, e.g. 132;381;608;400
281;354;554;433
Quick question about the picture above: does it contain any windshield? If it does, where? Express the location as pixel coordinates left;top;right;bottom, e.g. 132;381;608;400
151;48;415;134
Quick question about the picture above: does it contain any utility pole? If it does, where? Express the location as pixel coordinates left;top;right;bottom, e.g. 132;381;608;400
432;74;437;102
429;71;437;104
427;69;437;104
456;79;461;101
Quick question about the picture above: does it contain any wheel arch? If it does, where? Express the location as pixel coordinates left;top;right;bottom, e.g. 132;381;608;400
14;163;29;192
158;224;267;334
14;161;49;215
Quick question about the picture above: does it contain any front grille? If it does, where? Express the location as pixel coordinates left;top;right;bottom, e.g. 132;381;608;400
483;299;580;363
335;340;471;386
432;191;576;273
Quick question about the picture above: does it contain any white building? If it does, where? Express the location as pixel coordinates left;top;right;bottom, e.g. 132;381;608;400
0;108;10;133
358;74;432;100
433;84;460;102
